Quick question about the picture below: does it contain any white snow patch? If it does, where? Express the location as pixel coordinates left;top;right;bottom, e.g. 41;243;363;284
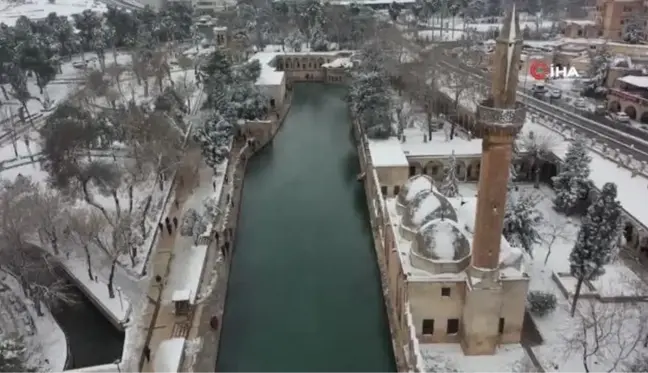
420;343;531;372
406;176;433;201
412;193;442;225
427;220;457;260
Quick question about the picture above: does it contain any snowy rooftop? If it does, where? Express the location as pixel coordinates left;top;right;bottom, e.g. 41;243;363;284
368;138;409;167
322;57;353;69
163;244;208;304
562;19;596;26
400;127;482;158
248;52;285;86
617;75;648;88
153;338;185;373
382;191;525;282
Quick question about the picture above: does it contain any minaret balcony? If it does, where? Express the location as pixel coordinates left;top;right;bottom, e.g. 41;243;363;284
475;100;526;138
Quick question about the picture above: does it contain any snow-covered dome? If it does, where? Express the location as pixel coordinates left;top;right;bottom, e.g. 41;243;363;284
396;175;435;213
401;190;458;239
413;219;471;261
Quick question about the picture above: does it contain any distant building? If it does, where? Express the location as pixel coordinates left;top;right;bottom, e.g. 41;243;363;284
594;0;644;41
607;75;648;121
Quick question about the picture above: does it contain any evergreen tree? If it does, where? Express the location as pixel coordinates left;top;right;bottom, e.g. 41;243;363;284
552;137;592;215
439;152;460;197
0;336;35;372
583;43;611;96
569;182;623;316
503;190;543;257
193;112;234;169
349;69;392;139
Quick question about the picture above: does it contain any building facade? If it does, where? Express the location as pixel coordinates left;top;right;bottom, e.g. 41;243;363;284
595;0;645;41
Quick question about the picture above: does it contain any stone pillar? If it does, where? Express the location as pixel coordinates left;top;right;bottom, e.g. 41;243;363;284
461;278;503;355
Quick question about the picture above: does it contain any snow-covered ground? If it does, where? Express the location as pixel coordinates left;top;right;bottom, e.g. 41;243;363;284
0;0;106;26
0;44;204;371
419;183;648;372
403;18;554;42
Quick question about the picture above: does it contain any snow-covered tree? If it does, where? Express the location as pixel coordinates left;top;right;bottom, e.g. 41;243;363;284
194;113;234;169
623;14;646;44
309;23;328;51
552;137;592;215
527;290;557;317
519;130;556;188
583;43;611;96
439;152;460;197
503;190;544;257
569;182;623;316
349;65;392;139
0;336;35;372
181;208;200;236
203;195;220;222
285;29;305;52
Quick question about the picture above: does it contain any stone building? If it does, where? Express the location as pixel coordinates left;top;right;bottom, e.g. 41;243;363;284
595;0;645;41
356;7;532;368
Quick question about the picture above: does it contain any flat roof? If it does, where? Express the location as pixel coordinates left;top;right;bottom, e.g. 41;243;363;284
368;138;409;167
248;52;285;86
618;75;648;88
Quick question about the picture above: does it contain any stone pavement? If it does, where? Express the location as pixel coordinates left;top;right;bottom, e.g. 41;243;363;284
190;139;248;372
137;148;204;372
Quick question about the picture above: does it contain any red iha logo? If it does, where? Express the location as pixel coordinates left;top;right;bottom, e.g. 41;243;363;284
529;60;550;80
530;59;580;80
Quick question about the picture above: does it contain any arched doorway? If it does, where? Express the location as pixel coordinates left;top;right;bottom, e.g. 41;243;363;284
540;163;558;184
608;101;620;112
624;222;635;246
305;74;310;80
640;111;648;124
270;99;275;108
624;105;638;120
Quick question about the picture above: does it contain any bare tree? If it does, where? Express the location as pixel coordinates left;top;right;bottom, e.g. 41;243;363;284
0;106;20;158
542;221;574;265
447;72;474;140
31;189;65;256
66;208;102;280
519;131;558;188
562;300;647;373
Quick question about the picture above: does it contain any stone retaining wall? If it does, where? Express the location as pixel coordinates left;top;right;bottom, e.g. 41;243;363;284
208;89;294;365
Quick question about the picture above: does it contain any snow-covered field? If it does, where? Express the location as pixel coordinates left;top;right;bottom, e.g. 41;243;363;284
0;0;106;27
402;18;555;42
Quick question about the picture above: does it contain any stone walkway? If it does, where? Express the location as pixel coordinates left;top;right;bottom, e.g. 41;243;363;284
136;148;204;372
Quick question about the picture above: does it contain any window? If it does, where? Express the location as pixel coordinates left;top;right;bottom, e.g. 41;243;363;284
441;287;451;297
499;318;505;334
394;186;401;196
381;186;387;196
409;166;416;176
447;319;459;335
422;319;435;335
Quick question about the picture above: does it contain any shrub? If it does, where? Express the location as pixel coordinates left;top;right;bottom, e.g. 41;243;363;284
527;291;557;317
180;208;199;236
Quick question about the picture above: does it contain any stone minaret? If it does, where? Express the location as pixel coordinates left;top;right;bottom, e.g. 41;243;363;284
471;4;525;272
461;4;526;356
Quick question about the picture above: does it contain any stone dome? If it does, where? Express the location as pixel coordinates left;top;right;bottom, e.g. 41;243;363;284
402;190;458;231
396;175;435;213
413;219;471;261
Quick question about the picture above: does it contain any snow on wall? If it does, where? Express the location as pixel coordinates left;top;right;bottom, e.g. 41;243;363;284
61;259;131;325
368;138;410;167
404;302;426;372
